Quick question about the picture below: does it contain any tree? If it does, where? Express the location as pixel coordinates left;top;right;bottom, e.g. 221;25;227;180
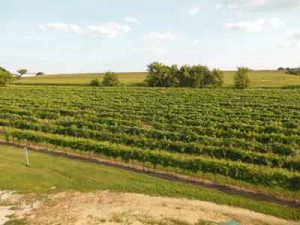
145;62;170;87
178;65;192;87
102;72;120;86
178;65;206;88
286;68;300;76
17;69;28;76
36;72;45;76
164;64;179;87
146;62;224;88
210;69;224;87
234;67;250;89
0;67;13;87
191;65;211;88
90;78;100;86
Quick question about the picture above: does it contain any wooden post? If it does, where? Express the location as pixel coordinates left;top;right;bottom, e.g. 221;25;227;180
24;147;30;167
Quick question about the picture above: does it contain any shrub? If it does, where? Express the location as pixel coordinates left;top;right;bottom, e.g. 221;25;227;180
90;78;101;86
102;72;119;86
286;68;300;76
0;66;13;87
36;72;45;76
17;69;27;76
234;67;250;89
206;69;224;88
0;66;9;73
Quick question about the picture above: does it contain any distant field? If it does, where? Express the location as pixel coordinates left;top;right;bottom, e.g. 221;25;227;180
13;72;147;86
13;70;300;87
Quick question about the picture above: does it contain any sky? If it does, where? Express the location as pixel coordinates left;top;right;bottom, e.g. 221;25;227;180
1;0;300;74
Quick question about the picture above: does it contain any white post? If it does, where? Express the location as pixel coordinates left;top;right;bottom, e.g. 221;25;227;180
24;147;30;167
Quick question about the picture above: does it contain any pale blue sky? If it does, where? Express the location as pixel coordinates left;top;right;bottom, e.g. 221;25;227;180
1;0;300;73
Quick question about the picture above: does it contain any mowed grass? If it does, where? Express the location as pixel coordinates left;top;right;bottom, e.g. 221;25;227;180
0;145;299;220
13;70;300;87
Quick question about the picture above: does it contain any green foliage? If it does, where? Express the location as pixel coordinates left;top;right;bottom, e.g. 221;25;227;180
286;68;300;76
145;62;224;88
36;72;44;76
196;219;218;225
0;66;13;87
89;78;101;87
178;65;210;88
4;219;27;225
234;67;250;89
289;176;300;202
0;66;9;73
282;85;300;89
102;72;120;86
17;69;27;76
145;62;179;87
207;69;224;87
289;176;300;192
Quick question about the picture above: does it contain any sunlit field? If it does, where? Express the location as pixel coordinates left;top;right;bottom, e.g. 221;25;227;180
13;70;300;87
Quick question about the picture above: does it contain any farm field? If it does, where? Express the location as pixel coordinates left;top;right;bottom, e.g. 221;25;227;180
13;72;147;86
0;145;299;223
12;70;300;87
0;86;299;201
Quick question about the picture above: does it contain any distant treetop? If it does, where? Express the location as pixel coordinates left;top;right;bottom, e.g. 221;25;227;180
17;69;28;76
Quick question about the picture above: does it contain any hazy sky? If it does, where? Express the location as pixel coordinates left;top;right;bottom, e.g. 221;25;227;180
1;0;300;74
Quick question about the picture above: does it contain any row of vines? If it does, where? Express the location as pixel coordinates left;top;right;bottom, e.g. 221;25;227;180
0;86;299;195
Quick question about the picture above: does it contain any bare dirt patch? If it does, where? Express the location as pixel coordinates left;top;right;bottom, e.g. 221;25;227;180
11;191;296;225
0;191;19;225
0;190;41;225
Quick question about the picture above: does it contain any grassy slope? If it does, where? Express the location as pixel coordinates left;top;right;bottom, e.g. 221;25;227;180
13;72;147;86
223;70;300;87
13;70;300;87
0;145;299;220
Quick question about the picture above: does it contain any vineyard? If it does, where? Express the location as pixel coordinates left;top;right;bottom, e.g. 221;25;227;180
0;86;299;199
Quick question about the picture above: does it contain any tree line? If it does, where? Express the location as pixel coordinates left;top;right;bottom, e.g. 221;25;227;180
287;68;300;76
1;63;251;89
145;62;224;88
89;62;250;89
278;67;300;76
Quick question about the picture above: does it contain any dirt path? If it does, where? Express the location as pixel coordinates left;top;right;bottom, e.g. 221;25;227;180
3;191;295;225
